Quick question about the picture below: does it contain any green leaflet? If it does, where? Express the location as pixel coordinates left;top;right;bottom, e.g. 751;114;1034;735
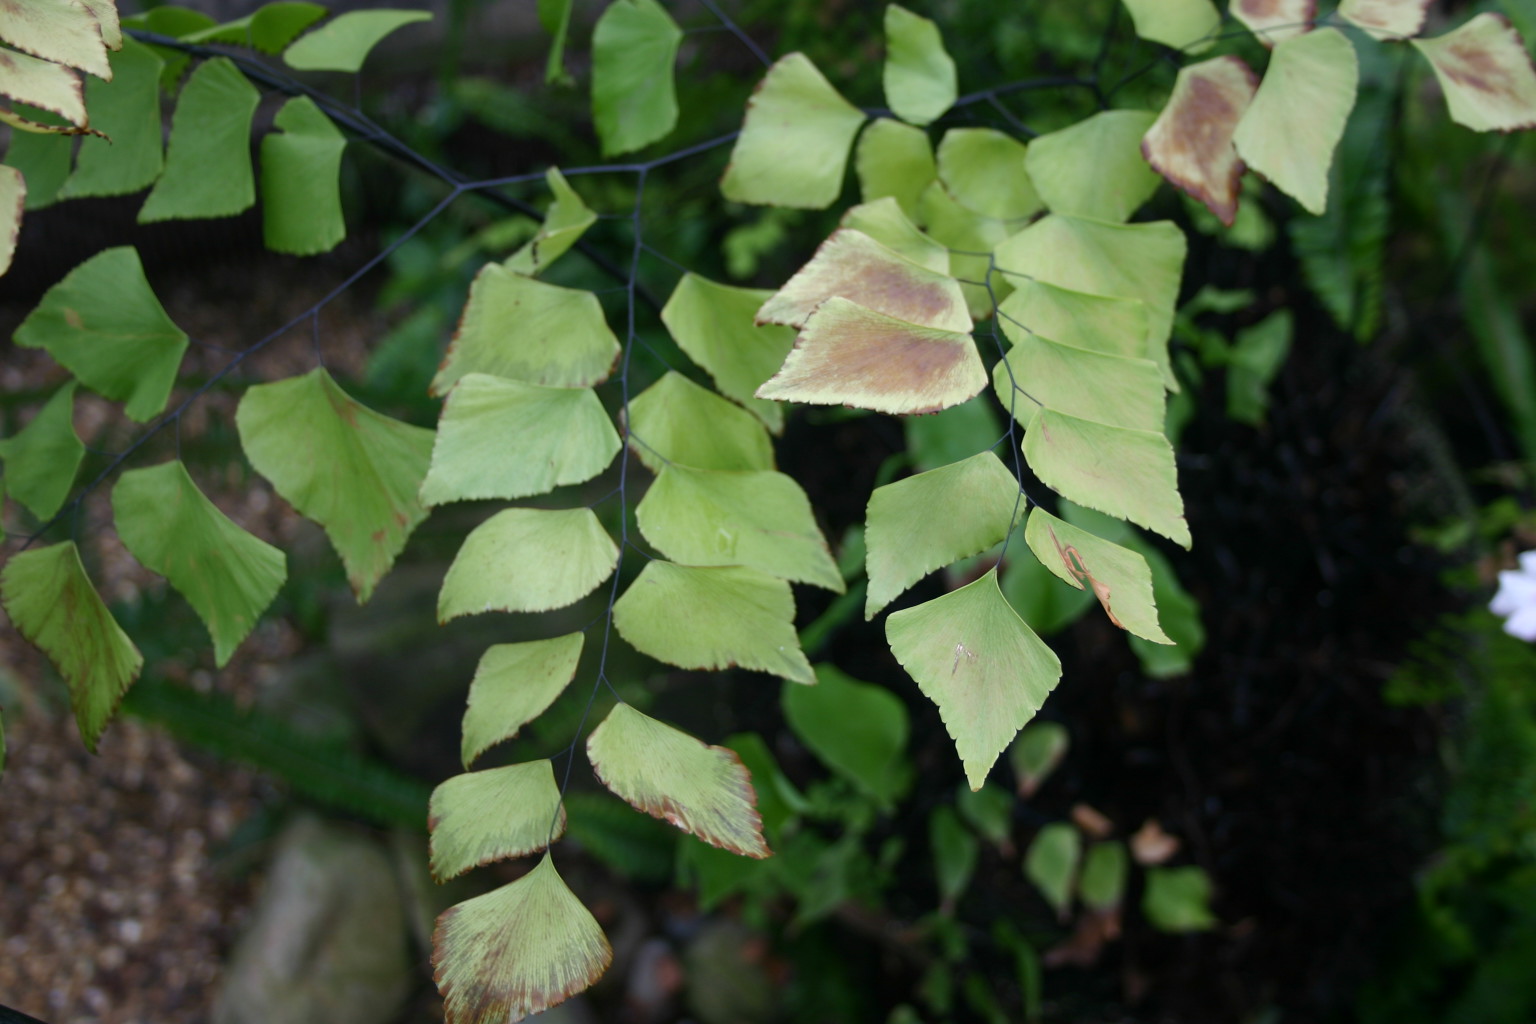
1119;0;1219;52
13;247;188;422
438;508;618;621
855;118;936;220
995;214;1186;389
935;127;1042;222
1023;410;1190;549
755;297;986;416
1024;109;1161;223
260;95;347;255
0;382;82;520
1022;507;1172;644
931;805;979;907
591;0;682;156
587;702;770;857
783;664;910;806
916;179;1012;320
1024;822;1081;918
958;783;1013;847
182;2;328;54
1080;841;1129;911
111;461;287;667
434;854;611;1024
1009;721;1069;797
1126;541;1205;678
420;374;619;506
1227;310;1292;425
461;633;584;767
283;10;431;72
635;465;844;593
538;0;574;84
139;57;260;222
905;397;1001;472
428;760;565;880
626;371;774;472
660;274;795;432
4;124;70;210
721;52;866;209
0;47;88;128
1142;866;1217;932
865;452;1020;619
0;0;110;79
1232;28;1358;216
885;568;1062;790
756;228;971;333
0;542;143;751
236;368;433;602
883;4;956;127
840;197;950;275
432;266;621;395
1411;14;1536;132
612;561;815;684
504;168;595;276
991;332;1166;434
79;0;121;50
59;39;165;200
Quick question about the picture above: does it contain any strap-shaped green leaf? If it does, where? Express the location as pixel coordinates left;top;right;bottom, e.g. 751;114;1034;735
613;561;815;684
461;633;584;767
660;274;794;432
883;4;956;127
627;371;774;472
587;702;771;857
784;664;910;805
433;854;611;1024
756;297;986;415
1141;56;1258;227
1023;507;1171;644
757;228;971;332
1412;14;1536;133
1023;822;1080;918
721;52;866;209
0;382;82;520
111;461;287;666
0;0;111;78
1;542;143;751
139;57;261;222
936;127;1042;222
504;168;595;276
840;197;950;274
14;246;188;422
428;760;565;881
1022;409;1190;548
995;214;1186;389
865;452;1020;618
591;0;682;156
1024;110;1161;223
0;46;87;127
997;280;1148;360
916;179;1012;319
283;9;431;72
439;507;618;622
432;266;621;395
59;39;166;200
260;95;347;255
236;368;433;601
1232;28;1358;216
539;0;574;83
992;332;1166;433
885;568;1061;790
636;464;844;592
855;118;936;220
183;2;328;54
1119;0;1220;53
420;374;619;506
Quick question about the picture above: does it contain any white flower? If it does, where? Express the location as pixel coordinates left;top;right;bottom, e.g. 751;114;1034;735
1490;550;1536;642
